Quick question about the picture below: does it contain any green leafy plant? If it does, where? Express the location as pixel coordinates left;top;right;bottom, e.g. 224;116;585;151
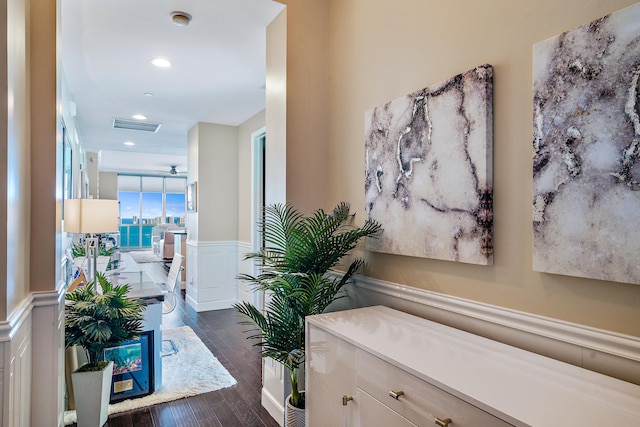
234;202;382;409
65;273;146;371
72;241;116;258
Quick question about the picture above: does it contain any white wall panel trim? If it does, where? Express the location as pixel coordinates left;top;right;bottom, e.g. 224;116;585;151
0;294;36;343
187;240;238;248
186;241;239;312
30;288;64;427
31;289;63;308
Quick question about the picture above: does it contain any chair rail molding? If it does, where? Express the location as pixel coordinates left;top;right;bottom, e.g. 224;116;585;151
0;294;34;343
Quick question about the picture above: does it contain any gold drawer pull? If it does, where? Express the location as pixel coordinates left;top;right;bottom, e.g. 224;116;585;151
435;417;452;427
389;390;405;400
342;395;353;406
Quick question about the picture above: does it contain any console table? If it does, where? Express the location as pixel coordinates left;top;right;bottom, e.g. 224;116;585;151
108;262;165;391
306;306;640;426
65;257;166;409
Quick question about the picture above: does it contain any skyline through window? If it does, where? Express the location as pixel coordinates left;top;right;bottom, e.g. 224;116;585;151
118;175;186;248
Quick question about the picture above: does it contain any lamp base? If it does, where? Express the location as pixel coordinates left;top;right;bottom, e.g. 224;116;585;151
85;236;102;293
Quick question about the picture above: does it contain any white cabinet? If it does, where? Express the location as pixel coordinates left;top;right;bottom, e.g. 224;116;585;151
305;306;640;427
306;326;357;426
306;307;510;426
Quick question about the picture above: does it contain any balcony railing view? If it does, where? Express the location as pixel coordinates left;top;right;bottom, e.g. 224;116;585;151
119;224;154;249
119;219;185;250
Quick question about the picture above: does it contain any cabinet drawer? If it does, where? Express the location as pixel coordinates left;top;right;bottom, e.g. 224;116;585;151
357;388;417;427
357;349;512;427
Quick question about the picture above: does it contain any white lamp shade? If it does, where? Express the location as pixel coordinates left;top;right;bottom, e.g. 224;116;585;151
65;199;119;234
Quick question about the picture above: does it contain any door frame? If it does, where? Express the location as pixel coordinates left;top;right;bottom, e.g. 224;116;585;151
250;127;266;309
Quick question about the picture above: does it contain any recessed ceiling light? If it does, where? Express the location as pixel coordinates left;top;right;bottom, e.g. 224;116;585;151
124;141;135;146
171;11;192;27
151;58;171;68
132;114;147;120
144;92;153;97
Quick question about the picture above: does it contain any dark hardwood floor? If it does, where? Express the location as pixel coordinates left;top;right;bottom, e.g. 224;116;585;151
71;287;282;427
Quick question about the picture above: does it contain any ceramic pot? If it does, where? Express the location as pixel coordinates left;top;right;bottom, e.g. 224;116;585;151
285;394;305;427
71;361;114;427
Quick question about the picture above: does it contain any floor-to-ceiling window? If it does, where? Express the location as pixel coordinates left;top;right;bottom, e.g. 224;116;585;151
118;175;187;249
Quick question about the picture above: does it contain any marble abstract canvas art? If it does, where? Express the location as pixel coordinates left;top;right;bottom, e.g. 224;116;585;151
532;3;640;284
365;64;493;265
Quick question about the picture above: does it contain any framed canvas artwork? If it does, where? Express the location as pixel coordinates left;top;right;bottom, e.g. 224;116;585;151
365;64;494;265
532;3;640;284
105;330;154;403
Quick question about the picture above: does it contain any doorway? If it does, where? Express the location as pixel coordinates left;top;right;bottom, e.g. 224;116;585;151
242;127;266;308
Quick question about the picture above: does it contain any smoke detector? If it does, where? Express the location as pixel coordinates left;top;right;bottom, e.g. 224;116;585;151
171;11;192;27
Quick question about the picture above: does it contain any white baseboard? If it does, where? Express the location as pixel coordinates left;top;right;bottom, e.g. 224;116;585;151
261;387;284;427
185;294;236;312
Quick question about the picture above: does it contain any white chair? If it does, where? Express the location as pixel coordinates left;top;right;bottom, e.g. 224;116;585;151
162;253;184;357
162;253;184;315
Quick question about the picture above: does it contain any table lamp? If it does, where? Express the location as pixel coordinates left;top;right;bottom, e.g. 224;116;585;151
65;199;119;290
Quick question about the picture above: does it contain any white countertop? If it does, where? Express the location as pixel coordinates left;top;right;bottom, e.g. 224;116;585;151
306;306;640;426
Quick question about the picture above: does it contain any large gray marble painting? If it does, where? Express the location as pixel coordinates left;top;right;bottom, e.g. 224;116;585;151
533;3;640;284
365;64;493;265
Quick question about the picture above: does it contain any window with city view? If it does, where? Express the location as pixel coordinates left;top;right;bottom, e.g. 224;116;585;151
118;175;187;249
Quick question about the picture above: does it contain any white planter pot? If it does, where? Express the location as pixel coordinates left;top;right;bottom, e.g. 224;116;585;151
71;361;114;427
285;395;305;427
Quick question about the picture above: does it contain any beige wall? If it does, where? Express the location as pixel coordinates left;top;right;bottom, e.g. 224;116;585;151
87;152;98;197
265;8;287;208
313;0;640;337
187;124;199;241
98;171;118;200
190;122;239;242
267;3;329;215
3;0;31;317
29;0;60;295
237;110;265;244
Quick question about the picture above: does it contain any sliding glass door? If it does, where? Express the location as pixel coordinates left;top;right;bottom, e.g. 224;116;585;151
118;175;186;249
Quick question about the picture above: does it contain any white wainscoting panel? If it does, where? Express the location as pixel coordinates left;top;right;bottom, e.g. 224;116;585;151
0;293;34;427
236;242;253;305
185;241;239;312
0;341;4;427
30;288;65;427
261;357;285;427
339;275;640;386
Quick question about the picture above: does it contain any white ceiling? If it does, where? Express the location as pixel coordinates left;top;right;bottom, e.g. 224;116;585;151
61;0;284;175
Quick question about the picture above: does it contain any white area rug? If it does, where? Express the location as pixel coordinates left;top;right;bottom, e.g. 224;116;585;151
127;250;162;264
64;326;236;424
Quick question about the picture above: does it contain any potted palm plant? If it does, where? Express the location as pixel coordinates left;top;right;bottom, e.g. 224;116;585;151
234;202;381;426
65;273;145;427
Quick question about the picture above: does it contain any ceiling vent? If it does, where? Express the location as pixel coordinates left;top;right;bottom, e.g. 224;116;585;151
112;118;162;133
